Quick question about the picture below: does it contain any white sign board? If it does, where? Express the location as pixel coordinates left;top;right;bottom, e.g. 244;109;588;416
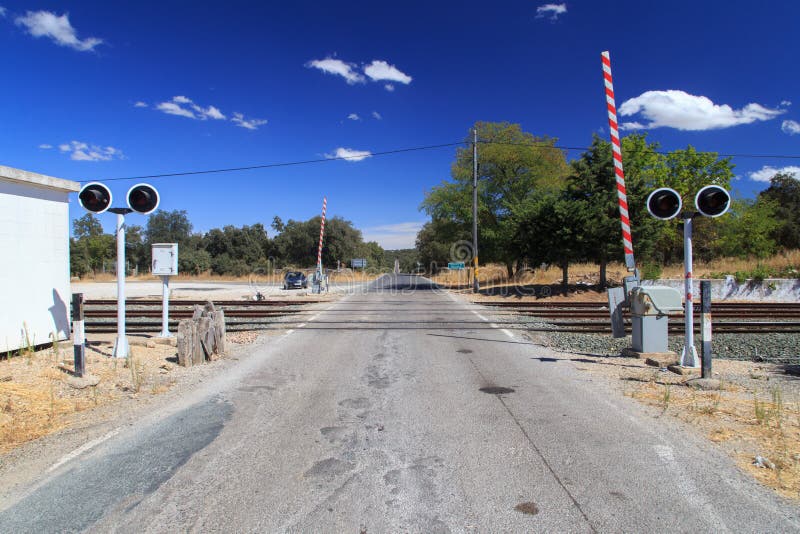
152;243;178;275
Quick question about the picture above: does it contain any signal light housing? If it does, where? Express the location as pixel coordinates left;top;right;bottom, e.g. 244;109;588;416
78;182;113;213
695;185;730;218
126;183;159;214
646;187;682;220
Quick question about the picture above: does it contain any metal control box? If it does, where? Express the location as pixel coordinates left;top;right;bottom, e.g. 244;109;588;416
151;243;178;276
630;286;683;316
630;286;682;353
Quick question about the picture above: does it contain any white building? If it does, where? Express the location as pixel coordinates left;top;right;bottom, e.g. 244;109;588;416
0;165;80;353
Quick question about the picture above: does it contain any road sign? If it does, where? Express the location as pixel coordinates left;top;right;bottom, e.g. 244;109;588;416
352;258;367;269
448;262;465;270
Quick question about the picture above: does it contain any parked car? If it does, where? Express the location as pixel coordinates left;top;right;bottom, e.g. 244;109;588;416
283;271;307;290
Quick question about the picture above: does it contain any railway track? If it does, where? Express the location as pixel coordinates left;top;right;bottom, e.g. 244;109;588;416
80;299;800;334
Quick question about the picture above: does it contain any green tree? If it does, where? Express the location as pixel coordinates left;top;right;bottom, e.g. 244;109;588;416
715;198;780;258
145;209;193;245
513;191;589;291
566;134;665;286
415;219;470;273
758;173;800;250
421;121;570;277
73;213;104;239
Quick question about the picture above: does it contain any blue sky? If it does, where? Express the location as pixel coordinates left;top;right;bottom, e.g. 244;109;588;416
1;1;798;248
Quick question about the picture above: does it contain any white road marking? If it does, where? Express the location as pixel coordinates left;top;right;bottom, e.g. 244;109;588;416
297;323;306;328
501;328;514;338
490;323;499;329
652;444;731;532
474;313;488;322
286;329;295;335
48;428;120;473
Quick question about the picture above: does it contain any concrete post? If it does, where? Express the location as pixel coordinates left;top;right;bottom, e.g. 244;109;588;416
72;293;85;377
112;212;129;358
701;280;712;378
159;275;171;338
680;216;698;367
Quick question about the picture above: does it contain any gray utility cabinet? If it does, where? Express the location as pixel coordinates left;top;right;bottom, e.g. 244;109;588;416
630;286;683;353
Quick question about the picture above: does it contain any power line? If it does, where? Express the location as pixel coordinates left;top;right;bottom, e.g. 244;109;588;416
87;142;465;183
82;139;800;184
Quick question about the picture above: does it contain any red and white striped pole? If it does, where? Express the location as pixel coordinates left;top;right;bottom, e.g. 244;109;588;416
601;51;635;271
317;196;327;276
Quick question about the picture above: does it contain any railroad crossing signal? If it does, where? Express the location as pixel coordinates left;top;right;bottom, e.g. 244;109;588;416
646;188;682;220
78;182;113;213
646;184;731;367
127;183;160;214
695;185;730;218
77;181;161;357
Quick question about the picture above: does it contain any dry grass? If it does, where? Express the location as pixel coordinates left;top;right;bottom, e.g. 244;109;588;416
615;362;800;500
77;270;380;284
0;332;259;454
434;250;800;292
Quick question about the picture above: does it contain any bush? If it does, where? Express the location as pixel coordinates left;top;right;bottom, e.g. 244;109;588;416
640;263;663;280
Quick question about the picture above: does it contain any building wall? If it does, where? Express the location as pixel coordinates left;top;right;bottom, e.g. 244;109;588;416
0;180;72;352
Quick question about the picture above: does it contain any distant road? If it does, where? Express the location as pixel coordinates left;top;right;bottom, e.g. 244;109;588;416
2;274;797;532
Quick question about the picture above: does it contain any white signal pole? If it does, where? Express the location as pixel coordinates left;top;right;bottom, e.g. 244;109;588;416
110;208;132;358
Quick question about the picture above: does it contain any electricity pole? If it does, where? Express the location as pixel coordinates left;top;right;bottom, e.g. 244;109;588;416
472;127;479;293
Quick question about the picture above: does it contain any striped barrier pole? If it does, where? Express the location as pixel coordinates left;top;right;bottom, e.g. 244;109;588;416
317;196;327;277
601;51;635;271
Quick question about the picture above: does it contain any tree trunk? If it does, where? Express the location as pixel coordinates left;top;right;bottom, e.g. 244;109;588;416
599;257;608;289
506;262;514;280
560;260;569;295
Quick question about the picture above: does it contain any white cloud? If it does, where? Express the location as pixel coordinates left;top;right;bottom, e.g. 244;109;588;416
15;10;102;52
618;90;785;131
363;60;412;84
38;143;53;149
782;120;800;135
0;7;6;18
156;101;196;119
371;111;382;120
202;105;225;120
231;112;267;130
748;165;800;182
363;222;424;250
781;100;792;107
384;84;395;92
347;113;361;121
155;96;227;121
325;147;372;162
306;57;365;84
58;140;124;162
133;101;148;108
536;3;567;19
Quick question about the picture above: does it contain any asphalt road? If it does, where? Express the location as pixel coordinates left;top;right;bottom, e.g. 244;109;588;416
1;274;798;532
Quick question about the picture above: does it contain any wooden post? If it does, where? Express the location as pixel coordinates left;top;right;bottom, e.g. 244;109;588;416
176;302;227;366
177;319;195;367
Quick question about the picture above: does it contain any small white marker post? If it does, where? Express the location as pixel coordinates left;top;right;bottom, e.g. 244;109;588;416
152;243;178;338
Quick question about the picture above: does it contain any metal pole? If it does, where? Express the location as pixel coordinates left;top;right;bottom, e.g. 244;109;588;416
472;127;480;293
680;216;698;367
700;280;712;378
72;293;85;377
112;212;129;358
159;275;171;338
